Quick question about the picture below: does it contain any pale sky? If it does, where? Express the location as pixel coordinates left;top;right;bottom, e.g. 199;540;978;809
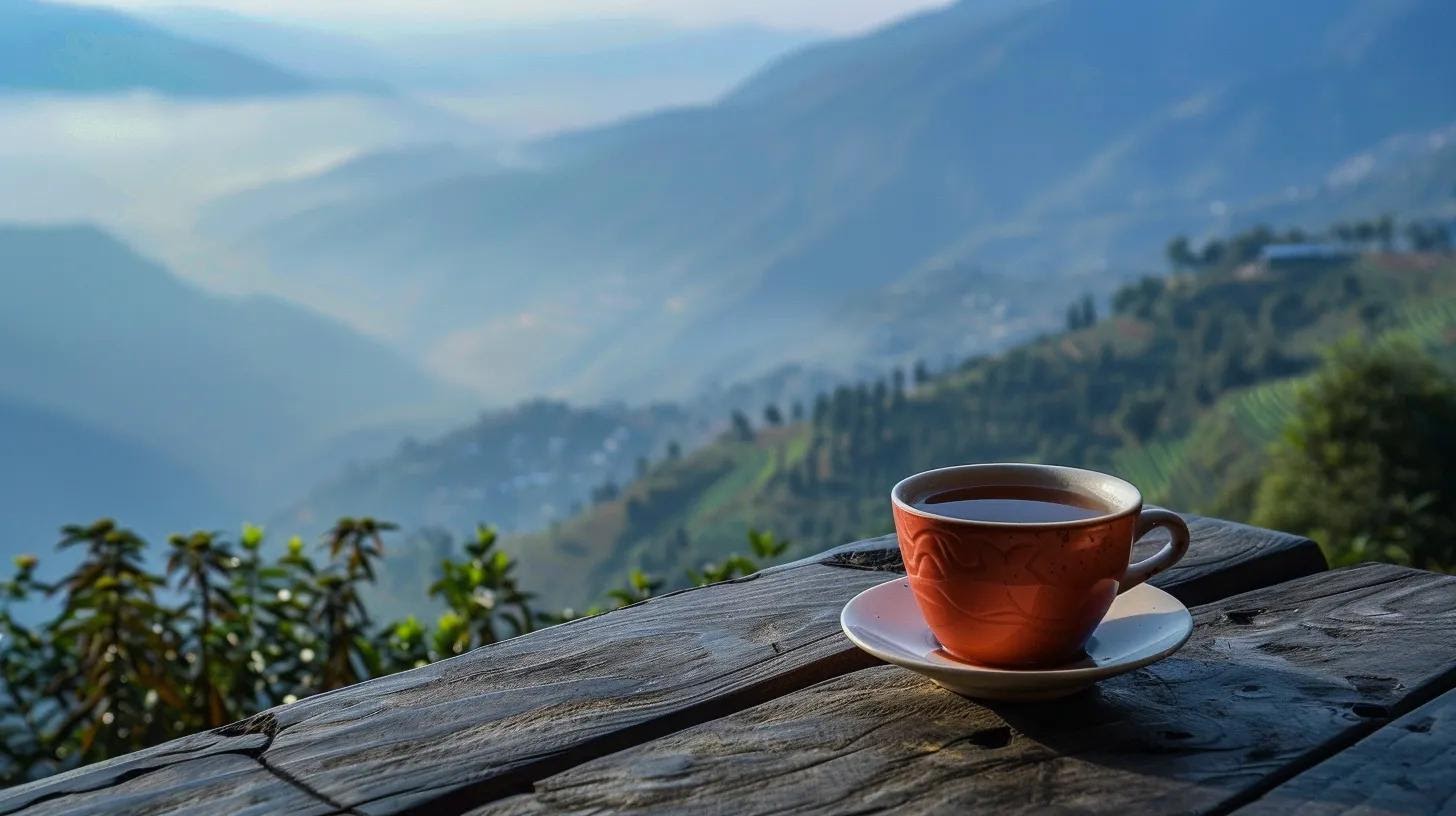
79;0;955;34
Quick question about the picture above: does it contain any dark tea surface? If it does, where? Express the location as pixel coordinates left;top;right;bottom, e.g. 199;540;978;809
913;485;1107;523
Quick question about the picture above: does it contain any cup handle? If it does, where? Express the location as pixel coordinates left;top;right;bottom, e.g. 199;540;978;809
1119;508;1190;593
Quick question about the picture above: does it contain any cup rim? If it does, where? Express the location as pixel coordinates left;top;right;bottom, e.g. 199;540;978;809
890;463;1143;529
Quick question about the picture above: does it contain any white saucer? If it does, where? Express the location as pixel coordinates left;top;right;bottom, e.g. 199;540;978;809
840;577;1193;701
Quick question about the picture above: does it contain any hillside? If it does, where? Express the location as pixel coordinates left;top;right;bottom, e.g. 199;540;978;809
131;5;395;91
275;399;700;539
0;395;235;554
198;144;502;243
514;239;1456;608
275;356;846;541
0;224;469;541
1229;123;1456;232
218;0;1456;404
0;0;310;96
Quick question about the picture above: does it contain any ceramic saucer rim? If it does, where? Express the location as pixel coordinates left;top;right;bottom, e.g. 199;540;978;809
840;577;1193;681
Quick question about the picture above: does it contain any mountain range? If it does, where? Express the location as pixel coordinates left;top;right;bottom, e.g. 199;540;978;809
0;0;311;96
9;0;1456;599
135;8;821;135
0;393;232;555
511;241;1456;609
0;224;469;550
209;0;1456;407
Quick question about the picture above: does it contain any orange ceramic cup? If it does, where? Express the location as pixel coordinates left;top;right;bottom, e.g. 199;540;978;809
891;463;1189;668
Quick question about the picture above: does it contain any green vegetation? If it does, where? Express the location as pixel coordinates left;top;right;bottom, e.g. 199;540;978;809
0;518;789;784
7;217;1455;785
522;220;1456;594
284;397;699;604
1253;341;1456;569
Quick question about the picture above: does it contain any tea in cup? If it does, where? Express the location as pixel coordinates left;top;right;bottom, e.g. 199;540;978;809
891;463;1189;667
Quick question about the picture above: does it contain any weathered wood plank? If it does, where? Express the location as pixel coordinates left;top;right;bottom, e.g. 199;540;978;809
0;723;335;816
212;563;894;816
815;513;1326;606
1;517;1324;816
2;755;335;816
482;563;1456;816
1235;687;1456;816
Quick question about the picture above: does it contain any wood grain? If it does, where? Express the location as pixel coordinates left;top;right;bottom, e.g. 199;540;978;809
483;563;1456;816
0;517;1324;816
0;721;336;816
1235;687;1456;816
219;564;892;816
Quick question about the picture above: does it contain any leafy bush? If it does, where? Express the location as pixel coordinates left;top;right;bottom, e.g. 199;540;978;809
1253;340;1456;569
0;519;787;783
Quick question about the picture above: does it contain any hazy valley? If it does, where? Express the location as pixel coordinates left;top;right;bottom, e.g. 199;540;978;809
4;0;1456;610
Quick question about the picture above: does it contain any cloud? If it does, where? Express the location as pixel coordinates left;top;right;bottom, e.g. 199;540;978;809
426;304;595;398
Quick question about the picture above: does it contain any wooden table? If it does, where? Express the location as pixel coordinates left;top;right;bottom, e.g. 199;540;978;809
5;515;1455;815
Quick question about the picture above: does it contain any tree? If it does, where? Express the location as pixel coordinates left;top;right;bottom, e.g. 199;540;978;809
5;515;800;784
1065;294;1096;331
1080;294;1097;328
763;403;784;426
324;516;395;583
730;410;754;441
428;525;535;656
1112;276;1165;318
312;517;397;688
52;520;180;761
913;360;931;386
812;394;830;426
226;523;272;715
665;440;682;461
591;480;620;503
1375;214;1395;251
0;553;59;778
1199;239;1225;267
1407;220;1452;252
1166;235;1196;270
166;531;237;727
1252;341;1456;570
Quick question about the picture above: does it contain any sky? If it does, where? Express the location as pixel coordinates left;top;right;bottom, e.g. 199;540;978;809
78;0;954;34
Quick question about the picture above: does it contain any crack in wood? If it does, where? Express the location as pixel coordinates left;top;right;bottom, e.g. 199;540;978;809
0;519;1329;816
0;747;268;814
477;564;1455;816
210;710;356;814
256;755;360;815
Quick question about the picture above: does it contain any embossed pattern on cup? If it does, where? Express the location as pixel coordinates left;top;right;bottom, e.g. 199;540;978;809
893;503;1132;666
890;464;1188;668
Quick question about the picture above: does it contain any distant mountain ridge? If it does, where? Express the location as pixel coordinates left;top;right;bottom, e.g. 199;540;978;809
0;224;470;542
138;9;817;92
512;248;1456;609
137;8;820;135
276;399;698;541
0;394;234;555
0;0;311;96
218;0;1456;405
